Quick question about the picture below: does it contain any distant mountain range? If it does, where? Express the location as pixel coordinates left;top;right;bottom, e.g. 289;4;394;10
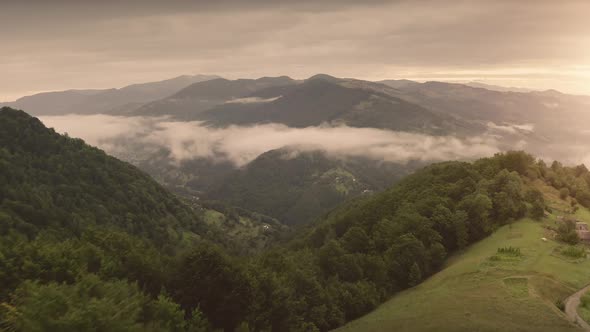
125;76;298;118
1;74;219;115
461;81;533;93
118;74;477;136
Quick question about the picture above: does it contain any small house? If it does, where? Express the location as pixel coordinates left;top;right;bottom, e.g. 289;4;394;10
575;222;590;241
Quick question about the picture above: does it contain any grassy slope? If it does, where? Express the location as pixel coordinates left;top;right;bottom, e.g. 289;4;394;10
337;182;590;332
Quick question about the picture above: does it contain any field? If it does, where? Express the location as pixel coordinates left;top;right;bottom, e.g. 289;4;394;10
336;190;590;332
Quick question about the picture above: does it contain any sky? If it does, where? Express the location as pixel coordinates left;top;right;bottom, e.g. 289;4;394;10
2;0;590;101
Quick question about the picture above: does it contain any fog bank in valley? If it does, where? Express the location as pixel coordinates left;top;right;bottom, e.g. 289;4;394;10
41;114;504;167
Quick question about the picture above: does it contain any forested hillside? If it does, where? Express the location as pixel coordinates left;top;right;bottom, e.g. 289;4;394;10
207;148;416;225
0;107;271;331
0;108;207;243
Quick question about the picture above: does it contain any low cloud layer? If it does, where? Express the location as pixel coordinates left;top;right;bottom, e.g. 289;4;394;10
40;114;500;167
486;122;534;134
225;96;281;104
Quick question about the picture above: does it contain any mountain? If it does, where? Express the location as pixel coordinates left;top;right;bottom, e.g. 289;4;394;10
337;193;589;331
0;89;104;116
0;105;285;284
1;74;218;115
195;75;476;135
336;220;580;332
126;76;297;118
0;106;290;330
463;81;533;93
378;80;590;162
118;144;419;226
206;148;418;225
0;107;207;242
0;106;208;311
222;151;569;331
377;79;421;89
379;79;590;125
113;74;476;135
3;119;587;332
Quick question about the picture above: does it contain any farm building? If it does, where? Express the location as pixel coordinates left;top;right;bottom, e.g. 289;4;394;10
575;222;590;241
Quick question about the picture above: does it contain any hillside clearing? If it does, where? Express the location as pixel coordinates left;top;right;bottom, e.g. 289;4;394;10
336;218;590;332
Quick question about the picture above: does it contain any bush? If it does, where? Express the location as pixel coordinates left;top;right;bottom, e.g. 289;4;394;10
555;299;565;311
497;246;521;256
560;188;570;200
557;220;580;245
9;275;146;332
561;246;586;259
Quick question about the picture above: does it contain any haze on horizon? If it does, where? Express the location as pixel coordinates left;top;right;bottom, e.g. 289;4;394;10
1;0;590;101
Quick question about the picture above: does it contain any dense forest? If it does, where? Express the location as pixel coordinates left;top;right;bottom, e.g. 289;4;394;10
3;107;590;331
206;148;415;225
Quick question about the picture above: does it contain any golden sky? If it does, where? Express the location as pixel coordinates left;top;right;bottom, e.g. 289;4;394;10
1;0;589;100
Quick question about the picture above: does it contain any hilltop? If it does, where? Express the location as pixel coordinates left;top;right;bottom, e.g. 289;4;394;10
337;179;590;331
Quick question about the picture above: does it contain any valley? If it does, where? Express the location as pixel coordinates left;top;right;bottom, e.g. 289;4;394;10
3;2;590;331
3;72;590;332
4;104;590;331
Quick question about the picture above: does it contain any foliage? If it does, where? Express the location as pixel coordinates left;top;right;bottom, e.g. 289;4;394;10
560;246;586;259
556;219;580;245
0;108;214;331
7;275;145;332
497;246;522;256
560;188;570;199
336;220;585;332
174;244;253;331
207;149;410;225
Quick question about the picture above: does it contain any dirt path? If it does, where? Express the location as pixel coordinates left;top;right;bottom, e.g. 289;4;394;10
565;284;590;331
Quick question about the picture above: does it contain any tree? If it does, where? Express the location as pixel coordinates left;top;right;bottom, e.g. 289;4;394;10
489;170;526;222
385;234;427;286
428;242;447;268
408;262;422;287
340;227;371;253
174;244;253;331
318;240;345;275
8;275;146;332
372;218;401;251
530;200;545;220
187;308;211;332
458;193;492;240
145;294;190;331
430;204;455;249
453;210;469;249
560;188;570;200
576;190;590;208
557;220;580;245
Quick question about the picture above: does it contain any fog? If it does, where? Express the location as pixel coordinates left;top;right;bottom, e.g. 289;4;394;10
40;114;501;166
225;96;281;104
486;122;534;134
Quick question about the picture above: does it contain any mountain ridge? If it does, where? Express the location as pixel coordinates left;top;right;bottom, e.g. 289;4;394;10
1;74;219;116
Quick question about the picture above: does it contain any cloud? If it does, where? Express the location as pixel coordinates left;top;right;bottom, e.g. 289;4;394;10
40;114;500;166
225;96;281;104
3;1;590;99
486;122;534;134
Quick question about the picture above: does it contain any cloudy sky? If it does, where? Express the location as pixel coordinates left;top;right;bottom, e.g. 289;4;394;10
2;0;589;101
